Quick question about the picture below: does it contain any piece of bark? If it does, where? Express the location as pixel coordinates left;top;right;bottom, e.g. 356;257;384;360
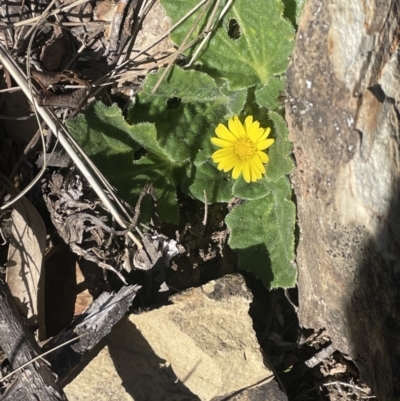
286;1;400;399
1;378;28;401
0;279;67;400
44;284;141;383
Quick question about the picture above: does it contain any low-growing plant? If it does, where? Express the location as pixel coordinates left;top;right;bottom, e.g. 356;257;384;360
68;0;304;288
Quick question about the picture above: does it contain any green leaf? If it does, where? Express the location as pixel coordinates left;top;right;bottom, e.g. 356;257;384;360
232;176;273;200
226;177;296;288
219;82;248;116
161;0;295;90
183;159;235;203
294;0;307;25
129;66;241;203
266;111;294;181
68;102;179;223
130;154;179;222
129;67;230;164
68;102;141;157
255;77;285;110
282;0;305;27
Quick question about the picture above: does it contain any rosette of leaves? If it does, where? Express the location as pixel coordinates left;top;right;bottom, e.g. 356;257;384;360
68;95;296;287
68;0;298;288
68;68;247;223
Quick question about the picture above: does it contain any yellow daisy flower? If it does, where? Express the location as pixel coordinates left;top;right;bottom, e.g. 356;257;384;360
211;115;274;183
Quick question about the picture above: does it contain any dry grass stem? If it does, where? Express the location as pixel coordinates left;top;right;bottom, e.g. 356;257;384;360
0;44;142;249
99;0;209;86
0;335;84;384
151;0;213;93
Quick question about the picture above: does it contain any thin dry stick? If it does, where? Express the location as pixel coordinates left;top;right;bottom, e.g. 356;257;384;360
61;124;136;224
107;0;131;65
0;87;23;93
0;334;85;384
0;44;142;249
101;0;209;85
25;7;53;181
55;0;93;13
0;0;92;30
186;0;234;67
151;0;213;93
202;190;208;226
184;0;222;67
22;0;58;40
111;39;199;84
120;0;154;65
26;8;139;230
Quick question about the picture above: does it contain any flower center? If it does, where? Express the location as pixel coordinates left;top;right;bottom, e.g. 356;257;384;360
235;138;256;160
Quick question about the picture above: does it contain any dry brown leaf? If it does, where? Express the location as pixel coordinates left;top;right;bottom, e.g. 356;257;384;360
7;196;46;340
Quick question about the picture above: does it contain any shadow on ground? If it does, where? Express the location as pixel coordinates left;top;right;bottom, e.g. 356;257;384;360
63;317;199;401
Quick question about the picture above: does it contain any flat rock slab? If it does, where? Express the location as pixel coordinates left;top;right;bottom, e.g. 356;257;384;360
64;274;280;401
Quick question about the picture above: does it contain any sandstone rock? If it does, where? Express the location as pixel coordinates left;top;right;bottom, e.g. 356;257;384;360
64;274;282;401
286;0;400;398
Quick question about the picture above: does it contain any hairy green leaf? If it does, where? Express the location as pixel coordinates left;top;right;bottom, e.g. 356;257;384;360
282;0;305;26
255;77;285;110
129;66;242;203
129;68;230;164
183;159;235;203
161;0;294;90
266;111;294;181
232;176;273;200
68;102;179;222
130;154;180;222
68;102;141;157
226;177;296;288
219;82;248;116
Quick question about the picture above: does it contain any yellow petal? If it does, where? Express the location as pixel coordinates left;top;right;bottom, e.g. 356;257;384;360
259;127;272;141
228;117;239;139
232;161;244;179
229;116;246;139
212;147;235;158
213;155;229;164
244;115;255;133
249;161;261;181
256;138;274;150
211;137;235;148
212;149;235;163
250;158;265;175
215;123;238;141
215;163;224;172
219;156;237;172
248;127;264;143
250;172;259;182
257;151;269;163
242;163;251;183
248;164;259;181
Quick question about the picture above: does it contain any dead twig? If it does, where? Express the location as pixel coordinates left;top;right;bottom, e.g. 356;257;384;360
151;0;213;93
0;43;142;249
